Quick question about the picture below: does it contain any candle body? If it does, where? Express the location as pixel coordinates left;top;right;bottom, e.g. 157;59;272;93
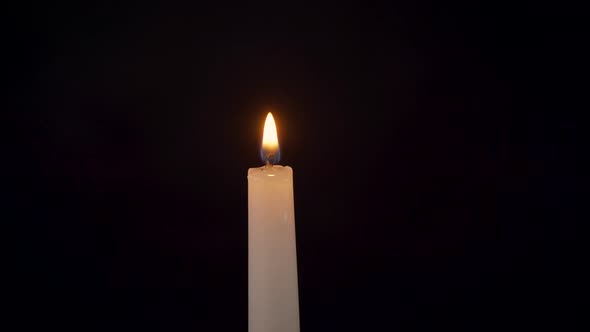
248;165;300;332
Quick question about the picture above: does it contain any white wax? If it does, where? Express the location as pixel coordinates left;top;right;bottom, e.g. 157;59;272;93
248;165;300;332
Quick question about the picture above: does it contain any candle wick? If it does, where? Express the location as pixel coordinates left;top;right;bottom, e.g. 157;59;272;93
265;152;274;168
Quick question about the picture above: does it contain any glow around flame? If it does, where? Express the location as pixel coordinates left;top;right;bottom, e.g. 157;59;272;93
261;112;280;164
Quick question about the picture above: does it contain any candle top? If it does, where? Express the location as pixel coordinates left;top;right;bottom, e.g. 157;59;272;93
248;165;292;182
261;112;281;165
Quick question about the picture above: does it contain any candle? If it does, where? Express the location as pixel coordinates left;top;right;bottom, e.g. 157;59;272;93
248;112;300;332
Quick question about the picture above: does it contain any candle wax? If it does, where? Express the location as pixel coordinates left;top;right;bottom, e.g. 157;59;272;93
248;165;300;332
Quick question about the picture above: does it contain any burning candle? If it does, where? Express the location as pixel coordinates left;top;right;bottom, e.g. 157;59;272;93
248;112;300;332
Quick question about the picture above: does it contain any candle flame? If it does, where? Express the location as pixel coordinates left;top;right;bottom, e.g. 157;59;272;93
261;112;280;164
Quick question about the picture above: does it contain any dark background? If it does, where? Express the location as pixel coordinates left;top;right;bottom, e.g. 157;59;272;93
10;1;581;331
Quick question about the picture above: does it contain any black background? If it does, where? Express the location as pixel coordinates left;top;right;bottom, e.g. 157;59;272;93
10;1;581;331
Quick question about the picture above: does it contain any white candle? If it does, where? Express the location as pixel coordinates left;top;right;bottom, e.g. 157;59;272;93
248;113;300;332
